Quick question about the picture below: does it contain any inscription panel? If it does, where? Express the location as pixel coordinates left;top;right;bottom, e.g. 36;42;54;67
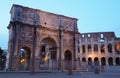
10;5;78;32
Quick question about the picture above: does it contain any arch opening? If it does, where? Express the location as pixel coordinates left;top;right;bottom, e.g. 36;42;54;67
94;44;98;52
108;57;113;66
82;45;86;53
64;50;72;70
94;57;99;65
101;44;106;53
82;57;86;62
88;44;92;52
114;43;120;53
39;37;57;70
101;57;106;66
115;57;120;65
88;57;92;65
108;43;112;53
19;46;31;70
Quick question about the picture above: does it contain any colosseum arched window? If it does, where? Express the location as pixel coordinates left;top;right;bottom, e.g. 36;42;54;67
88;44;92;52
101;57;106;65
115;57;120;65
100;44;106;53
94;44;98;52
88;57;92;65
114;43;120;53
108;57;113;66
94;57;99;65
107;43;112;53
82;57;86;62
82;45;86;53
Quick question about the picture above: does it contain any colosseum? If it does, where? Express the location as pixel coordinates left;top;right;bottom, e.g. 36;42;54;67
7;4;120;72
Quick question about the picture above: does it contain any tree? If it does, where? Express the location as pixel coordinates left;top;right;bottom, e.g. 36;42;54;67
0;47;6;70
0;47;3;56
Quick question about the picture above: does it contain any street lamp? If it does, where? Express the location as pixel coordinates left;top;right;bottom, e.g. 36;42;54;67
20;49;25;64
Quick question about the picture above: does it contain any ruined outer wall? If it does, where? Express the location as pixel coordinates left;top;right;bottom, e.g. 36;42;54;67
78;32;120;66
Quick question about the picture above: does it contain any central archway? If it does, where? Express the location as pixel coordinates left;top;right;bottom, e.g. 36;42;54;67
64;50;72;70
39;37;58;70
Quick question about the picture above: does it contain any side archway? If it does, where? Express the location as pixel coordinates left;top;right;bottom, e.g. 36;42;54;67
19;46;31;70
64;50;72;60
64;50;72;70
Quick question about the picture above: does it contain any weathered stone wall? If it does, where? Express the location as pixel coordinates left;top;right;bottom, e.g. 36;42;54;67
8;4;120;72
8;4;78;71
78;32;120;69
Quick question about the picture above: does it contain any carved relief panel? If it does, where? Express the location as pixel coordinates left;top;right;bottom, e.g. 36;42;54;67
20;26;33;41
39;12;59;29
61;18;74;31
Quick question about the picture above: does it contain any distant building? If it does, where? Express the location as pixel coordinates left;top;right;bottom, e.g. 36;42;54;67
7;4;120;72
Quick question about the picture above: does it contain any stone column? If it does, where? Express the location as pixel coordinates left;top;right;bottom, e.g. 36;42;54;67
112;38;116;56
34;57;40;72
106;57;109;66
98;37;101;55
46;45;50;69
85;42;88;55
99;57;102;66
104;38;108;56
113;57;116;65
11;55;19;71
91;37;94;53
99;57;101;66
58;16;62;70
8;22;17;71
14;24;20;56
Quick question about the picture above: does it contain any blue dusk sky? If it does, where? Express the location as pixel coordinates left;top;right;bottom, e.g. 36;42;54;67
0;0;120;49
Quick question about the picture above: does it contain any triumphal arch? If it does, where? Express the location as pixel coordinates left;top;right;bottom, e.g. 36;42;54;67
7;4;79;71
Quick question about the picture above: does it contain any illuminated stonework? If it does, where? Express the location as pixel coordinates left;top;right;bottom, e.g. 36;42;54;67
7;4;120;72
78;32;120;71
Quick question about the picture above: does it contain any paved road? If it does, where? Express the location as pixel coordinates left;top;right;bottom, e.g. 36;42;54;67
0;72;120;78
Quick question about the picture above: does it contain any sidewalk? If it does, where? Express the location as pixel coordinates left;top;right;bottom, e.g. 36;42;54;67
0;72;120;78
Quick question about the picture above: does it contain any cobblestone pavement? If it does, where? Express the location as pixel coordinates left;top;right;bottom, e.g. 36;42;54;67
0;72;120;78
